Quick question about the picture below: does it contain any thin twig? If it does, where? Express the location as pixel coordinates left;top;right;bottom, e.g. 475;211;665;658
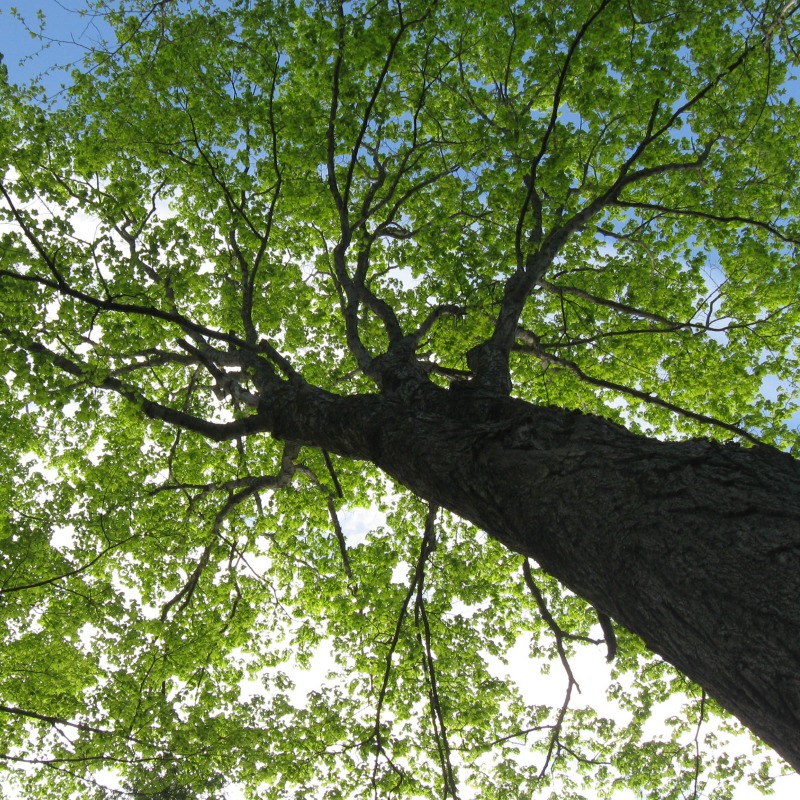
323;449;344;498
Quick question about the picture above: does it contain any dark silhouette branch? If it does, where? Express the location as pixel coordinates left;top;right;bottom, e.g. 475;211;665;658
414;505;458;798
368;503;439;792
0;705;150;747
522;559;581;691
610;199;798;244
327;496;356;588
161;442;301;620
514;339;768;446
1;534;138;595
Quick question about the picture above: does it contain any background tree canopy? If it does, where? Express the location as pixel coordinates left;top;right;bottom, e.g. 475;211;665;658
1;0;800;798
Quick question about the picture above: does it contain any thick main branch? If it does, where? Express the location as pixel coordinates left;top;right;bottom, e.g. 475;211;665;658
259;380;800;771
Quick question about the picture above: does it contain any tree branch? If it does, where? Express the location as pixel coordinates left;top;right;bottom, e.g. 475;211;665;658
522;559;581;691
5;331;273;442
536;278;684;328
161;442;301;620
517;342;767;446
368;503;439;791
409;304;467;347
327;497;355;589
609;199;798;244
0;705;150;747
1;534;137;595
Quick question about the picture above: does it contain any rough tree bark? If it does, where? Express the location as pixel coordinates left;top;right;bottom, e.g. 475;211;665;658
246;377;800;770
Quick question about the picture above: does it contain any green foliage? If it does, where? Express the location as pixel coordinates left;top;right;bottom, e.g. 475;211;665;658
1;0;799;798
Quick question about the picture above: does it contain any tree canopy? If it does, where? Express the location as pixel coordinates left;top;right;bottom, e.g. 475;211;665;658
1;0;800;798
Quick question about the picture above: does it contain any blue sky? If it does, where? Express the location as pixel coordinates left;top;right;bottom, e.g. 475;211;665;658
1;0;113;94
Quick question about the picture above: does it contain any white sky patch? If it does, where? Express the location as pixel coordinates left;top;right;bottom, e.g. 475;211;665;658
44;298;61;323
75;324;104;354
390;561;409;584
92;769;124;795
339;505;386;547
61;399;80;419
49;523;76;550
237;637;339;712
289;644;339;707
449;597;489;619
394;265;423;291
143;467;171;486
243;539;273;577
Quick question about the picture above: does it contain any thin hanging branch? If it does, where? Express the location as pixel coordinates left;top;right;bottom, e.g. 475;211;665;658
691;689;708;800
522;559;581;691
161;443;301;620
1;534;138;595
414;505;459;798
368;502;439;796
323;449;344;498
327;496;355;588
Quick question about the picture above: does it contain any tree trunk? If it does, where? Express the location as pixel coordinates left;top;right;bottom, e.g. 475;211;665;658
260;379;800;770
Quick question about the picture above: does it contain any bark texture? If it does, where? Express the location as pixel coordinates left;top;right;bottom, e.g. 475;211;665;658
261;379;800;769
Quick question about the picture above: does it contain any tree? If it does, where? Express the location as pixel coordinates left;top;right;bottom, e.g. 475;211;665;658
1;0;799;797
